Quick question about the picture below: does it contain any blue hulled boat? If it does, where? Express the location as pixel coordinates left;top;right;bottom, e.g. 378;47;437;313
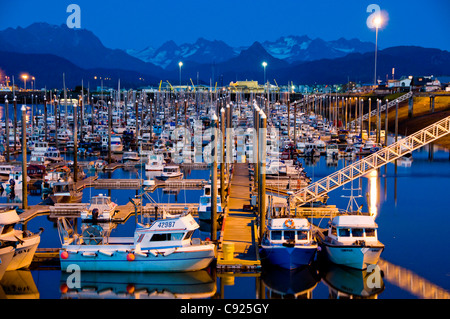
260;218;318;270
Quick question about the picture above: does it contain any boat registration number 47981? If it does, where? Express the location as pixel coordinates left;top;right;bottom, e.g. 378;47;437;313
157;221;175;228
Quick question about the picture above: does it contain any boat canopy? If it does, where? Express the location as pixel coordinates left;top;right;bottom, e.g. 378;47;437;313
268;218;310;230
331;215;378;228
0;207;20;226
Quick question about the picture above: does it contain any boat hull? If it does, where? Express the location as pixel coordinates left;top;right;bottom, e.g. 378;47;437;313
260;245;317;270
60;244;215;272
7;235;41;271
0;246;15;280
321;244;384;270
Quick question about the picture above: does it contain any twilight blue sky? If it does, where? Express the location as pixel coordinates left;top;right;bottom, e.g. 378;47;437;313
0;0;449;51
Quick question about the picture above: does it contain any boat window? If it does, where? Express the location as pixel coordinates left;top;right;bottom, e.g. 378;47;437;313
184;230;194;240
150;233;170;241
297;231;308;240
284;231;295;241
271;231;282;240
365;228;376;237
171;233;185;240
1;223;15;235
331;226;337;236
200;197;210;205
352;228;364;237
338;228;351;237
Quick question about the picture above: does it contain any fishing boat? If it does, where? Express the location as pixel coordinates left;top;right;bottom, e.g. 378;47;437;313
260;217;318;269
88;159;107;171
44;147;64;163
50;181;83;203
111;136;124;153
326;143;339;158
1;168;30;193
0;246;15;280
122;151;140;162
80;194;118;222
0;164;15;178
198;182;223;223
0;207;43;271
57;211;215;272
145;153;165;171
315;215;384;270
156;165;183;180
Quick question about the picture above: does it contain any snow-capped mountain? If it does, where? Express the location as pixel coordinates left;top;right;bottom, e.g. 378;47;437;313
261;35;375;63
128;35;375;69
128;38;238;70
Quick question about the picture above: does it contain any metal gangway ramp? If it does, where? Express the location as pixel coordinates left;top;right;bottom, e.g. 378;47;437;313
349;91;413;127
291;114;450;205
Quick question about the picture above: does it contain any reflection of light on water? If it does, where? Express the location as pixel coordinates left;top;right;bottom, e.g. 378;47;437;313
368;170;378;218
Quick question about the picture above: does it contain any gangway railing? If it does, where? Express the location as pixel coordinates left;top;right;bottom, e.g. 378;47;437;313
291;114;450;205
349;91;413;127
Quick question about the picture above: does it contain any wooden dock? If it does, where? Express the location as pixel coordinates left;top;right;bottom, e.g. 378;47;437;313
216;163;261;271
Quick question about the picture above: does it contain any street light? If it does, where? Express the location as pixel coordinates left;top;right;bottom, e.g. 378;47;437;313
262;62;267;86
22;74;28;91
372;15;383;87
178;61;183;88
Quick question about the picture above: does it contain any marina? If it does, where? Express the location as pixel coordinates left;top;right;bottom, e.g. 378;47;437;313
0;1;449;303
0;89;449;300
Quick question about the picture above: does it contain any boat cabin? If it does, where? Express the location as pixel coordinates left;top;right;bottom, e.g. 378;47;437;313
327;215;379;245
265;218;313;246
0;207;20;238
133;213;199;249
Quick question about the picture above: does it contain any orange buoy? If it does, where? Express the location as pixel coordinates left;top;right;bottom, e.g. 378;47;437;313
126;284;135;294
127;253;135;261
61;251;69;259
60;283;68;294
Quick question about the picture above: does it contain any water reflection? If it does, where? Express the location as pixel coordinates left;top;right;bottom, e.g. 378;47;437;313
60;270;216;299
366;170;378;218
261;265;320;299
0;270;39;299
319;262;385;299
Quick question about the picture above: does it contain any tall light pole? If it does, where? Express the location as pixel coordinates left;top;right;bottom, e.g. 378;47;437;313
262;61;267;87
22;74;28;91
373;15;382;87
178;61;183;88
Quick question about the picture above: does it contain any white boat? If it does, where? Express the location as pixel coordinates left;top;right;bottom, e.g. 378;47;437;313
316;215;384;270
260;218;317;269
0;246;15;280
122;151;140;162
266;159;287;176
1;168;30;193
111;136;124;153
44;147;64;163
31;141;49;155
326;143;339;157
0;164;15;177
0;207;42;271
157;165;183;180
198;182;223;222
58;212;215;272
145;154;165;171
80;194;118;222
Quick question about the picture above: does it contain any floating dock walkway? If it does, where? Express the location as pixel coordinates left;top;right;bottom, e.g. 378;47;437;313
216;163;261;271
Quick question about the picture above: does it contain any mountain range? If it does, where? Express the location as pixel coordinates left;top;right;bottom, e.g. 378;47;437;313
126;35;375;69
0;23;449;89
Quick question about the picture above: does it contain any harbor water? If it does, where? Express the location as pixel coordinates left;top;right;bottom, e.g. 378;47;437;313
1;145;449;299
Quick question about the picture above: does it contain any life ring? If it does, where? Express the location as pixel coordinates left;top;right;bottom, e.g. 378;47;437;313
284;219;295;228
